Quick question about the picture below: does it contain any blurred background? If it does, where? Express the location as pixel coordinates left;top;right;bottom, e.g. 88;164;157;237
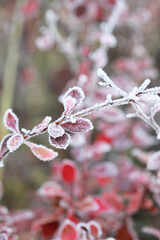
0;0;159;213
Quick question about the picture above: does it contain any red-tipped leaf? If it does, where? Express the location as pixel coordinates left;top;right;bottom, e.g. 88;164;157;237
25;141;58;161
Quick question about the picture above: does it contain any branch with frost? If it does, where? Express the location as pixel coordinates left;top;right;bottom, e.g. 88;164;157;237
1;68;160;166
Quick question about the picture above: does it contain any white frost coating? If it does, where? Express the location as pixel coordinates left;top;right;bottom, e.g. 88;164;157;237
139;79;151;91
126;113;138;118
48;122;64;138
21;128;30;135
45;9;59;25
30;116;52;135
97;68;127;97
0;161;4;168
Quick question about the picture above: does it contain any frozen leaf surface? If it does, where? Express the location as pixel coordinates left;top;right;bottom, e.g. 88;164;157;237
3;109;19;134
7;134;23;152
61;118;93;133
49;133;71;149
38;181;68;200
30;116;52;135
0;134;12;159
48;123;64;138
25;141;58;161
63;86;85;114
63;96;77;115
60;219;78;240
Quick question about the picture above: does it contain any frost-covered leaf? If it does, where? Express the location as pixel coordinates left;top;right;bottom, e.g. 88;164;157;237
62;86;85;114
151;102;160;118
33;216;59;238
60;160;77;183
48;122;64;138
49;133;71;149
7;134;23;152
0;134;12;159
147;151;160;170
61;118;93;133
37;181;69;201
126;189;143;214
142;227;160;239
90;162;118;178
3;109;19;134
59;219;78;240
25;141;58;161
80;196;99;212
30;116;52;135
88;221;102;239
63;96;77;115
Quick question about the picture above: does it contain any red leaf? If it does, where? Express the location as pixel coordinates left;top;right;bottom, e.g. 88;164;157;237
63;87;85;115
7;134;23;152
37;181;68;200
126;189;143;214
60;219;78;240
60;160;77;183
88;221;102;239
42;221;59;238
0;134;12;160
80;196;99;212
49;133;71;149
48;122;64;138
103;192;124;213
90;162;118;178
30;116;52;135
33;215;59;238
116;219;138;240
61;118;93;133
63;96;77;115
4;109;19;134
25;141;58;161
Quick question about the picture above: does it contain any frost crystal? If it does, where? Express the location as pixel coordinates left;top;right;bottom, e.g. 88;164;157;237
48;122;64;138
